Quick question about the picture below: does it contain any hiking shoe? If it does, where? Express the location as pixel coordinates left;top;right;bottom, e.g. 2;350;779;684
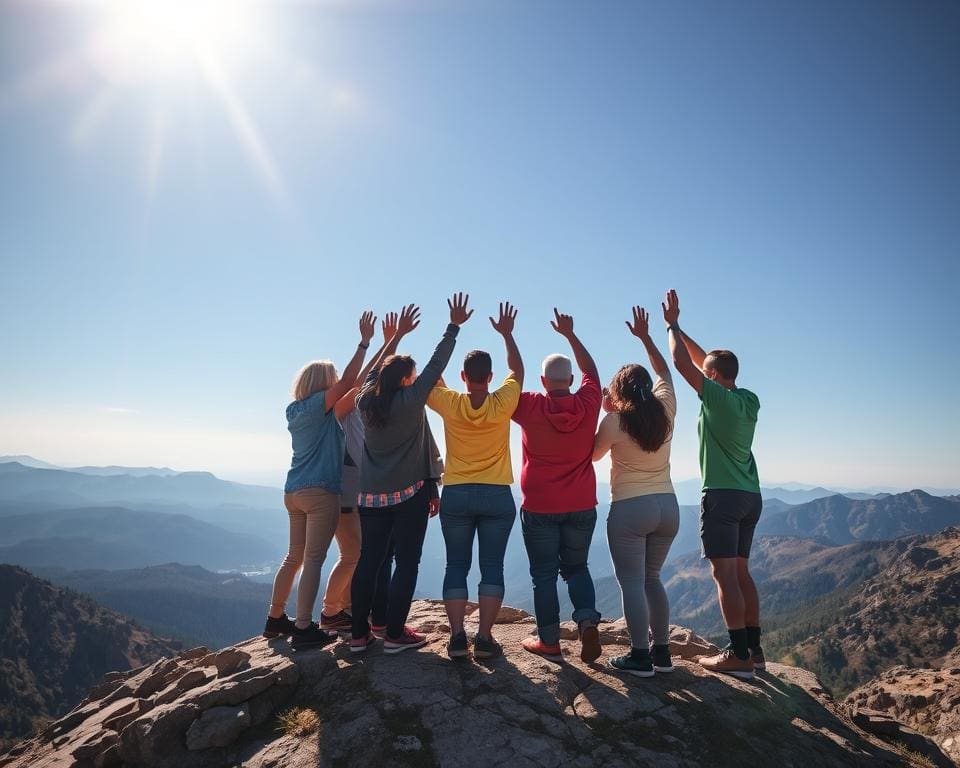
370;624;388;639
291;623;338;650
350;632;377;653
522;637;564;662
262;613;295;639
579;622;602;663
652;644;675;673
698;648;755;680
383;627;428;654
751;647;766;672
473;634;503;660
609;652;655;678
447;631;469;659
319;611;353;633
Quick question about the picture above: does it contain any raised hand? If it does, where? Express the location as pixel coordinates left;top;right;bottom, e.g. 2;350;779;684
662;289;680;326
626;305;650;339
550;308;575;338
396;304;421;337
359;311;377;345
448;292;474;326
489;301;518;336
381;311;399;341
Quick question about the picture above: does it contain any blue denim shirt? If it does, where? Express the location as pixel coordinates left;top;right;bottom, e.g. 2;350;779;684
284;390;345;494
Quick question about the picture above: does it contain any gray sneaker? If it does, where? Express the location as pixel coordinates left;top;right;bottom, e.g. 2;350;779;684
473;634;503;660
447;630;469;658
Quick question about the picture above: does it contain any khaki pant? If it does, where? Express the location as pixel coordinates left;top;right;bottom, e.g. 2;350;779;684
269;488;340;626
321;509;362;616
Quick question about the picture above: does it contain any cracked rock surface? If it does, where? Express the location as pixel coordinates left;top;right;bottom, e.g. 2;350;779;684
0;600;945;768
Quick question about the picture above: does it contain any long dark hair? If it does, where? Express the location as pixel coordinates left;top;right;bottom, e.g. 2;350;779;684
608;364;670;452
363;354;416;430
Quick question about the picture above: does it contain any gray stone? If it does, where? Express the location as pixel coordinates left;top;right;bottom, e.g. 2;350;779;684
185;704;251;750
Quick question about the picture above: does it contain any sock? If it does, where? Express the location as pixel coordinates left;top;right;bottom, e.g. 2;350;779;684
630;647;652;661
746;626;762;651
728;628;749;660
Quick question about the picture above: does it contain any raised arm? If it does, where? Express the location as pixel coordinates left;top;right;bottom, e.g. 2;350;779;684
490;301;523;387
663;290;708;369
408;292;472;402
551;308;597;378
325;311;376;412
625;305;669;378
663;289;704;394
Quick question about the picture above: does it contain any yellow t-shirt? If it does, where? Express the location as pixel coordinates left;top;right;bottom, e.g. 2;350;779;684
426;374;521;486
592;373;676;501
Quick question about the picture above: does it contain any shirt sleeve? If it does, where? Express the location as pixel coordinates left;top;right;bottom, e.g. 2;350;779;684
490;374;521;420
577;370;603;417
653;375;677;423
511;391;533;425
700;376;736;412
592;412;617;461
426;386;458;417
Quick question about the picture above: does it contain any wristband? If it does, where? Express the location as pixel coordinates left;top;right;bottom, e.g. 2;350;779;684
358;342;370;350
668;325;680;333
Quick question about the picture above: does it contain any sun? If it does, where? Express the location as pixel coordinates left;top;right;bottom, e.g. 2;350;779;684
90;0;261;84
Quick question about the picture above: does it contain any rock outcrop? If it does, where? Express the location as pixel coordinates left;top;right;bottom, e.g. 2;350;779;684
846;647;960;765
1;601;951;768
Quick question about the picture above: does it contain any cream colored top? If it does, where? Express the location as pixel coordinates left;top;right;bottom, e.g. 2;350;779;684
593;371;676;501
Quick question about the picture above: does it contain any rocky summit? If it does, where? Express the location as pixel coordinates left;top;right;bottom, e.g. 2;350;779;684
1;601;950;768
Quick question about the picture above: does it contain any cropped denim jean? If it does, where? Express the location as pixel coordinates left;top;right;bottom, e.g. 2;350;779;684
439;483;516;600
521;508;601;645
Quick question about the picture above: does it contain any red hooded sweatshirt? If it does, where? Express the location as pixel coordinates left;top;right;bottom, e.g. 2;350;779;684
511;371;602;513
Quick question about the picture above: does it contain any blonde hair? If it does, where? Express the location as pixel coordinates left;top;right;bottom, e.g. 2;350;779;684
292;360;338;401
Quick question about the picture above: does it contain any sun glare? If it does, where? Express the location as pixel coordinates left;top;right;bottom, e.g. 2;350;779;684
91;0;260;84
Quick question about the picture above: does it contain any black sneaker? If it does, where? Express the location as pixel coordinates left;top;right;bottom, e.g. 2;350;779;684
263;613;295;639
291;622;339;650
447;630;469;659
473;634;502;660
320;611;353;633
652;644;674;673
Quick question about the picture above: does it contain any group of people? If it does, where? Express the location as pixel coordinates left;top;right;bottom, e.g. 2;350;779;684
264;290;763;681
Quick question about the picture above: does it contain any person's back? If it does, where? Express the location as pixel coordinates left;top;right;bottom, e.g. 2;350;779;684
427;304;524;660
699;377;760;493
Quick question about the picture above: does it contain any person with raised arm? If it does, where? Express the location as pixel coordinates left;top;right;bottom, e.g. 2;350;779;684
350;294;472;654
318;309;408;634
663;289;762;680
512;309;604;663
593;306;679;677
427;302;523;660
264;310;377;650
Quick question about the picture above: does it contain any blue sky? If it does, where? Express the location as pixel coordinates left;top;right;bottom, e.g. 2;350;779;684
1;0;958;489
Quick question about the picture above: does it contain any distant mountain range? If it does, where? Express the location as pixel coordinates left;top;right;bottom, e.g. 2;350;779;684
34;563;273;649
0;565;179;752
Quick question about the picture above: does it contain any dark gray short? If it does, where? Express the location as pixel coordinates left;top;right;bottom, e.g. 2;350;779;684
700;489;763;559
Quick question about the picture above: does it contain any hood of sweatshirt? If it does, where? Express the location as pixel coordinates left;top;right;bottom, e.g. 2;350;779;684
540;393;588;433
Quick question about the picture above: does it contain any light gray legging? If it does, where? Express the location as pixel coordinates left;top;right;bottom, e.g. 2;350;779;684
607;492;680;651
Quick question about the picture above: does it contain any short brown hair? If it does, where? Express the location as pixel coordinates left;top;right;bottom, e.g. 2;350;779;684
705;350;739;381
463;350;492;384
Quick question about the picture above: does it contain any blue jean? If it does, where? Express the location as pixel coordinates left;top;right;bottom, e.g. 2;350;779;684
521;508;601;645
440;483;516;600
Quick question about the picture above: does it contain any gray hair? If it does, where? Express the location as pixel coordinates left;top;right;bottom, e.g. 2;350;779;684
541;354;572;381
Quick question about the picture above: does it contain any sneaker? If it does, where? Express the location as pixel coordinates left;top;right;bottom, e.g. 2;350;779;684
447;631;469;659
319;611;353;633
383;627;428;654
473;634;503;660
652;644;675;673
522;637;564;662
262;613;295;639
698;648;755;680
291;623;339;650
609;652;655;678
751;647;766;672
350;632;377;653
370;624;387;639
579;622;602;663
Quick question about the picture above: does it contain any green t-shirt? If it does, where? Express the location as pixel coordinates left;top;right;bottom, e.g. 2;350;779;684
698;377;760;492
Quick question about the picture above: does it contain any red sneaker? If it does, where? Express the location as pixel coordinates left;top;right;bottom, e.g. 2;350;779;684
522;636;564;662
383;627;427;654
350;632;377;654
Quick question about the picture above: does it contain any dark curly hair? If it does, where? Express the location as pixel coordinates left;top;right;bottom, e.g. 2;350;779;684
362;354;416;430
608;364;669;452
